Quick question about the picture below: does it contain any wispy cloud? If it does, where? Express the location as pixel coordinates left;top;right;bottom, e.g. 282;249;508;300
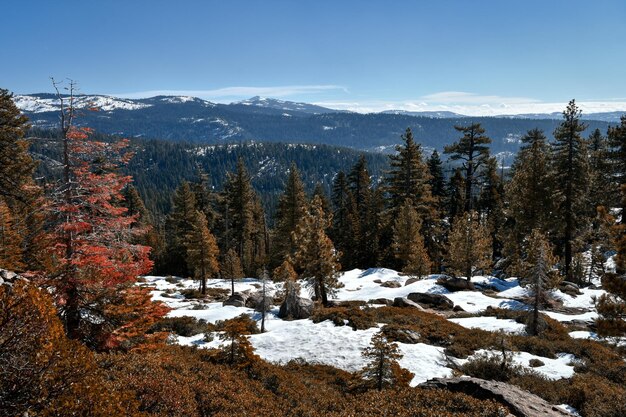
314;91;626;116
115;85;347;100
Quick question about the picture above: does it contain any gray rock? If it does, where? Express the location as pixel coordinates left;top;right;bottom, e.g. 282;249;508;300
278;283;314;319
559;282;582;296
0;270;17;281
405;277;422;286
369;298;393;306
383;326;421;343
407;292;454;310
436;276;476;292
222;293;248;307
420;377;574;417
380;280;401;288
373;279;382;284
392;297;425;310
245;292;273;312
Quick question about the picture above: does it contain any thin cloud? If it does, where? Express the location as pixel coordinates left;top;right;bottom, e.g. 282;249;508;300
115;85;347;100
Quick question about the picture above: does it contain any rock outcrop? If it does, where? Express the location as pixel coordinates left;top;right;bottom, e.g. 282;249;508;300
407;292;454;310
222;293;248;307
392;297;424;310
436;276;476;292
420;377;574;417
278;283;314;319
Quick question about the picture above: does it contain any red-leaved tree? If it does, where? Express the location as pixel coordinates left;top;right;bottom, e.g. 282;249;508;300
45;80;168;351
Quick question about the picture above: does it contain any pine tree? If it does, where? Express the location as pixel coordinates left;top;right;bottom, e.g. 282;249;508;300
250;195;269;272
185;210;220;295
191;170;220;231
607;116;626;222
272;163;307;266
223;158;256;275
427;150;446;202
219;315;258;366
444;123;492;212
312;182;332;215
165;181;198;276
360;331;405;391
392;199;431;277
520;230;560;336
447;211;492;281
330;171;359;269
348;155;376;267
478;157;506;259
505;129;555;258
0;89;42;269
386;128;435;218
292;195;341;306
0;89;37;205
551;100;591;282
446;168;466;220
222;248;244;296
588;128;613;211
273;258;298;282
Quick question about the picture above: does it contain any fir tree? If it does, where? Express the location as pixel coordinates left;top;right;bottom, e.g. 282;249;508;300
292;195;341;306
191;170;220;232
520;230;560;336
587;128;613;211
444;123;492;212
607;116;626;222
348;155;376;267
219;315;258;367
551;100;591;282
250;195;269;271
165;181;198;276
0;89;37;204
391;199;431;277
446;168;466;220
272;163;307;266
360;331;405;391
478;157;506;259
222;248;244;296
386;128;435;218
185;210;220;295
447;211;492;281
312;182;332;215
223;158;256;275
330;171;358;269
427;150;446;202
0;89;42;269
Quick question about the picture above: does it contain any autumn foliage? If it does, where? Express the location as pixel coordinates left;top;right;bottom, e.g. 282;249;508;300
45;126;167;350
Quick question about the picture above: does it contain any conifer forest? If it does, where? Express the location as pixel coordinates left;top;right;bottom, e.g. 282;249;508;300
2;2;626;416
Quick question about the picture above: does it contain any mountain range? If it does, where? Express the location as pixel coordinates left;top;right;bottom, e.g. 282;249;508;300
14;94;621;162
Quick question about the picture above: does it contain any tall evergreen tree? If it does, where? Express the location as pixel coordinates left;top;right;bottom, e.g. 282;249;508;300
391;199;431;277
330;171;358;268
551;100;591;282
223;158;256;275
185;210;220;295
446;168;466;220
504;129;555;275
272;163;307;266
0;89;42;269
386;128;435;218
191;170;220;232
427;150;446;202
165;181;197;275
292;195;341;306
607;116;626;222
587;128;613;211
478;157;506;260
447;211;492;281
444;123;492;212
348;155;376;267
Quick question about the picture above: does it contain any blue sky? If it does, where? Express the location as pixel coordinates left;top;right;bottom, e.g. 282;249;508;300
3;0;626;114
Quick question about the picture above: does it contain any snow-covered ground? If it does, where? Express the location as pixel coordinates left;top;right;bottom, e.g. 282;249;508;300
144;268;606;387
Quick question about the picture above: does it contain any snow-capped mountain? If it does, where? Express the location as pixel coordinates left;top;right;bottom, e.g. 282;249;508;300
381;110;467;118
13;94;153;113
234;96;339;114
